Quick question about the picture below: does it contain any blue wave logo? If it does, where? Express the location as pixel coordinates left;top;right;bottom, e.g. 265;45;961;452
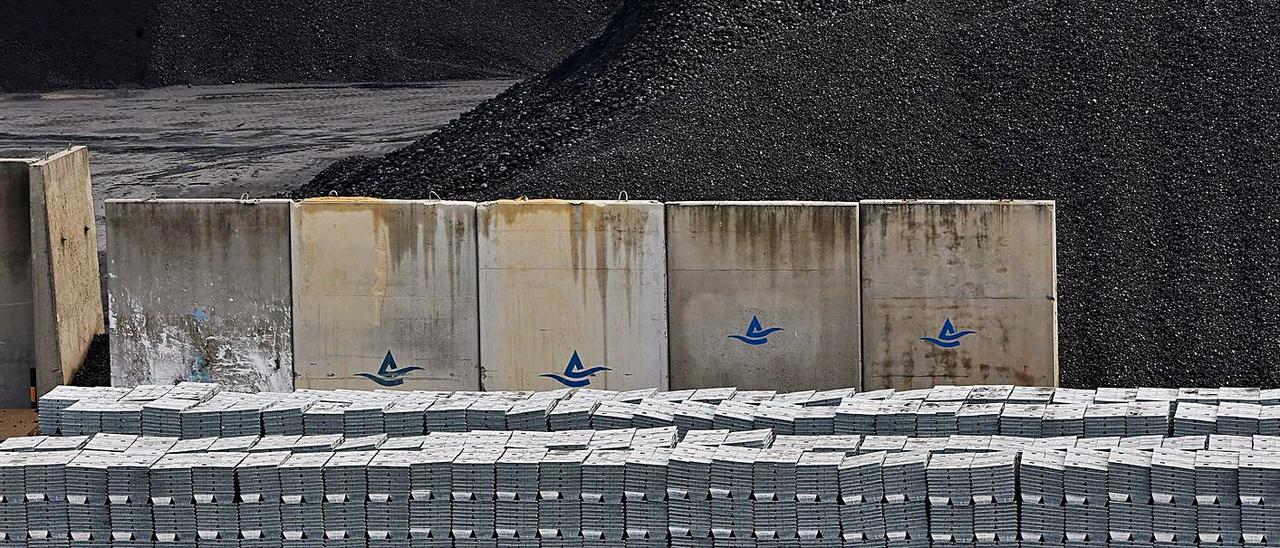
541;351;610;387
729;316;783;346
920;319;977;348
355;351;425;387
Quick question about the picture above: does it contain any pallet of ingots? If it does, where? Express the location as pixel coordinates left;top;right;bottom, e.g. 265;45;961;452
1196;450;1244;548
881;451;930;548
581;449;627;545
624;448;672;548
1150;447;1197;548
237;451;289;544
795;451;842;547
838;451;886;547
1064;447;1109;548
495;447;544;543
1108;447;1156;548
1019;448;1067;546
1175;402;1220;436
667;445;714;541
538;449;588;544
5;433;1280;548
752;447;802;544
970;451;1017;548
280;451;327;542
708;445;755;543
926;453;974;545
1239;449;1280;547
39;383;1280;442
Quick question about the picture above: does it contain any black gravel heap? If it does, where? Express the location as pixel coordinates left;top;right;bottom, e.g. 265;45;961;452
0;0;618;92
300;0;1280;389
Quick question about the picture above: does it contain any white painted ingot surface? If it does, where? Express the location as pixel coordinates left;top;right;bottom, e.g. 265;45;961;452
0;159;35;407
28;147;104;393
477;200;668;391
290;198;479;390
107;199;293;392
667;202;861;391
860;200;1058;390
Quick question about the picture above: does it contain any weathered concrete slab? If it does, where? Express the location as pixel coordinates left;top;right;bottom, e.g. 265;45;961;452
0;160;35;407
107;199;293;392
291;198;480;391
27;147;104;395
477;200;668;391
666;202;861;391
860;200;1058;390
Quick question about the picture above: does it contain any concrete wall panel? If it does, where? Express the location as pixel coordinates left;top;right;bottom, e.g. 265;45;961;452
0;160;35;407
478;200;668;391
28;147;104;393
108;199;293;392
291;198;479;391
860;200;1057;390
666;202;861;391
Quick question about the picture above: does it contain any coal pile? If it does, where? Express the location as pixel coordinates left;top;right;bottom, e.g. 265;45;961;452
0;0;619;92
300;0;1280;389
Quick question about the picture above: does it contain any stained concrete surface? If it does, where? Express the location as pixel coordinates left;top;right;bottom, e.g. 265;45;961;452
477;200;669;392
0;161;35;406
291;199;480;391
28;147;105;393
108;199;295;392
0;80;515;257
666;202;861;391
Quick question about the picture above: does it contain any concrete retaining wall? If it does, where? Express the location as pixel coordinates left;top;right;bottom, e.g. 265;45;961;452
28;147;105;394
107;199;294;392
859;200;1058;390
666;202;861;391
290;198;480;391
103;198;1057;393
0;160;35;407
477;200;669;391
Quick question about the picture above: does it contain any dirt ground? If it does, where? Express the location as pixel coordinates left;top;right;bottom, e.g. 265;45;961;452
0;80;514;252
0;409;37;440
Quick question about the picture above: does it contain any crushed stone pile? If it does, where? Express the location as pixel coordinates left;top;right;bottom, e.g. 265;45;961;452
298;0;1280;389
0;0;619;91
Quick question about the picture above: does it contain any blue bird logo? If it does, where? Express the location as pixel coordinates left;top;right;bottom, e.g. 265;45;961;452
729;316;784;346
920;319;977;348
541;351;610;388
355;351;425;387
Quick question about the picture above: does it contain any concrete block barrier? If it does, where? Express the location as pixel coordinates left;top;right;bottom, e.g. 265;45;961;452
290;198;480;391
107;199;294;392
28;147;105;395
0;159;36;407
477;200;669;391
860;200;1058;390
0;148;104;406
666;202;861;391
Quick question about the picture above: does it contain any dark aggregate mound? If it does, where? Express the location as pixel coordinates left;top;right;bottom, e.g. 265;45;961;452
0;0;157;92
71;335;111;388
0;0;619;92
301;0;1280;389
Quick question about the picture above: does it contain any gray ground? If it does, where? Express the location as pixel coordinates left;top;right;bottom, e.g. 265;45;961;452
0;80;514;251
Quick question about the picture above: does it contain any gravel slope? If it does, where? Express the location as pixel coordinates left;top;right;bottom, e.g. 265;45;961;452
1;0;618;92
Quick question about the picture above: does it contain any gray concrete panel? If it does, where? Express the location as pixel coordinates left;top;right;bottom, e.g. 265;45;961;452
860;200;1057;390
0;159;35;406
666;201;861;391
290;198;480;391
107;199;293;391
477;200;668;391
28;147;104;394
